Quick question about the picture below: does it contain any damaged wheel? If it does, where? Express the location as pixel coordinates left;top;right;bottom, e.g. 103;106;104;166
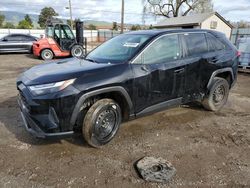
202;77;229;111
82;99;122;148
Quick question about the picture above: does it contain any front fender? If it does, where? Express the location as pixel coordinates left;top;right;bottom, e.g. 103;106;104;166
69;86;134;128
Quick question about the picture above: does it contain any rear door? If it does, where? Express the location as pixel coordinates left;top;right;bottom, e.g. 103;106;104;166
180;33;208;99
132;34;185;113
60;25;75;51
22;36;35;51
200;33;227;89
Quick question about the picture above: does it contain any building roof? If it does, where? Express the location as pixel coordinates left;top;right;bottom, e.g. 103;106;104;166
154;12;233;29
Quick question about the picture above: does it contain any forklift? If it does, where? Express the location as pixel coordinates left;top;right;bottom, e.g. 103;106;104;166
33;18;87;60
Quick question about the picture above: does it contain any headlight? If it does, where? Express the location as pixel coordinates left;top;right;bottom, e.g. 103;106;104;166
28;79;75;96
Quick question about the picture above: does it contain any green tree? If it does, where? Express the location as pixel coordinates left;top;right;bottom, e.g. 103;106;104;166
0;14;5;28
25;14;33;28
112;22;118;31
88;24;96;30
18;20;32;29
4;22;15;29
38;7;58;28
148;24;153;29
131;24;141;31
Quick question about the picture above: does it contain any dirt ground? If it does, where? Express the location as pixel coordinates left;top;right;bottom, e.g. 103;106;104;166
0;54;249;188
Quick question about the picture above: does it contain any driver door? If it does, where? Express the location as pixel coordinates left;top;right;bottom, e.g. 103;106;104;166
60;25;76;51
131;34;185;114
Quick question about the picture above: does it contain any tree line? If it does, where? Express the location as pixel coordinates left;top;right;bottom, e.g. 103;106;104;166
0;14;33;29
0;2;250;30
0;7;98;30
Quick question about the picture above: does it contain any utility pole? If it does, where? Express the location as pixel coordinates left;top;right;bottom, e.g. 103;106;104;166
69;0;73;29
121;0;124;34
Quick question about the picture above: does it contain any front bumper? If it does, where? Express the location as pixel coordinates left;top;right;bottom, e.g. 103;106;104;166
18;96;74;138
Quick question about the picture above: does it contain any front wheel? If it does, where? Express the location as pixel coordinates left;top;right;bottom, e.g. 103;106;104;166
71;45;84;58
82;99;122;148
202;77;229;111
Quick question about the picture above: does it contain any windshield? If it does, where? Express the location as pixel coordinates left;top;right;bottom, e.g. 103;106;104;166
86;34;151;64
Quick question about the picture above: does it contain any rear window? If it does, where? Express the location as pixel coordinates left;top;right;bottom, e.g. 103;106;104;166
183;33;208;55
206;33;226;51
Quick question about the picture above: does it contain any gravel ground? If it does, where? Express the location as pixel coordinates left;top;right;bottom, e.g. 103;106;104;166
0;54;249;188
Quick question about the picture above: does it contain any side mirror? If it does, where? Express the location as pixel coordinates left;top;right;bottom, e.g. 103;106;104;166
2;38;7;42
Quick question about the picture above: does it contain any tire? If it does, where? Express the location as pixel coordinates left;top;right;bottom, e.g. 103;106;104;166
41;49;54;60
83;99;122;148
71;45;84;58
202;77;229;112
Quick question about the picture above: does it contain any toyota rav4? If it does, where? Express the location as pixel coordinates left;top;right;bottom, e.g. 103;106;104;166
17;29;239;147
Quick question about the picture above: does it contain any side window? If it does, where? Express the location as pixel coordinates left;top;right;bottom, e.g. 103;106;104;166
20;36;29;41
23;36;34;41
5;35;21;41
206;33;226;51
183;33;208;56
143;34;180;64
54;25;60;38
61;25;75;39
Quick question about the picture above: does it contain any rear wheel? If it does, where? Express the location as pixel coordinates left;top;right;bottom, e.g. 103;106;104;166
71;45;84;58
82;99;122;148
202;77;229;111
41;49;54;60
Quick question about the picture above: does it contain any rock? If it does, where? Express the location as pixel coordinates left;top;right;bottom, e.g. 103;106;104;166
28;173;37;181
135;156;176;183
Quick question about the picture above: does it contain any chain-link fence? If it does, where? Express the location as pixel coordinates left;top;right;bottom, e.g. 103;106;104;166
0;29;122;52
231;28;250;45
97;30;120;42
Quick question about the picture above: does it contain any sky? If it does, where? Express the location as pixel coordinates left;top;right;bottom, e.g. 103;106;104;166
0;0;250;24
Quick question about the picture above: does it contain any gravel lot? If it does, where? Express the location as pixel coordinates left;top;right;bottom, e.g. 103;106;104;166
0;54;249;187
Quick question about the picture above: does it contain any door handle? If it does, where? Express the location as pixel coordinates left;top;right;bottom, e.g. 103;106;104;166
141;65;149;72
209;58;217;64
174;68;185;74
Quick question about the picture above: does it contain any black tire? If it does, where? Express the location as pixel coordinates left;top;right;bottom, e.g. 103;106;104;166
41;49;54;60
83;99;122;148
202;77;229;111
71;45;84;58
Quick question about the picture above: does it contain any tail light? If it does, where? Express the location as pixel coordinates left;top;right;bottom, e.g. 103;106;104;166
236;51;241;57
33;43;39;48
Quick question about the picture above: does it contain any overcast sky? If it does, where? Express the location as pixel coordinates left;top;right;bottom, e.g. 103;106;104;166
0;0;250;24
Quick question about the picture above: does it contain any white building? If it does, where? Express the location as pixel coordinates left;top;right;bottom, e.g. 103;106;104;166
153;12;233;39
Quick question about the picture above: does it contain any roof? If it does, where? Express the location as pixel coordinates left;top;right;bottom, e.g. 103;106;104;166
154;12;233;29
125;29;221;36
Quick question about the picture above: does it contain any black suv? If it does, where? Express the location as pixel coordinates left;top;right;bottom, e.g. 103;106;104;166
17;29;238;147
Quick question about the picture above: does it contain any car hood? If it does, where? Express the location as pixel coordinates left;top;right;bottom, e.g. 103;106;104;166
19;58;115;85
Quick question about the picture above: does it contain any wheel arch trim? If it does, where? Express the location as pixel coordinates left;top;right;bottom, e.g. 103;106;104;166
207;67;234;89
69;86;134;127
